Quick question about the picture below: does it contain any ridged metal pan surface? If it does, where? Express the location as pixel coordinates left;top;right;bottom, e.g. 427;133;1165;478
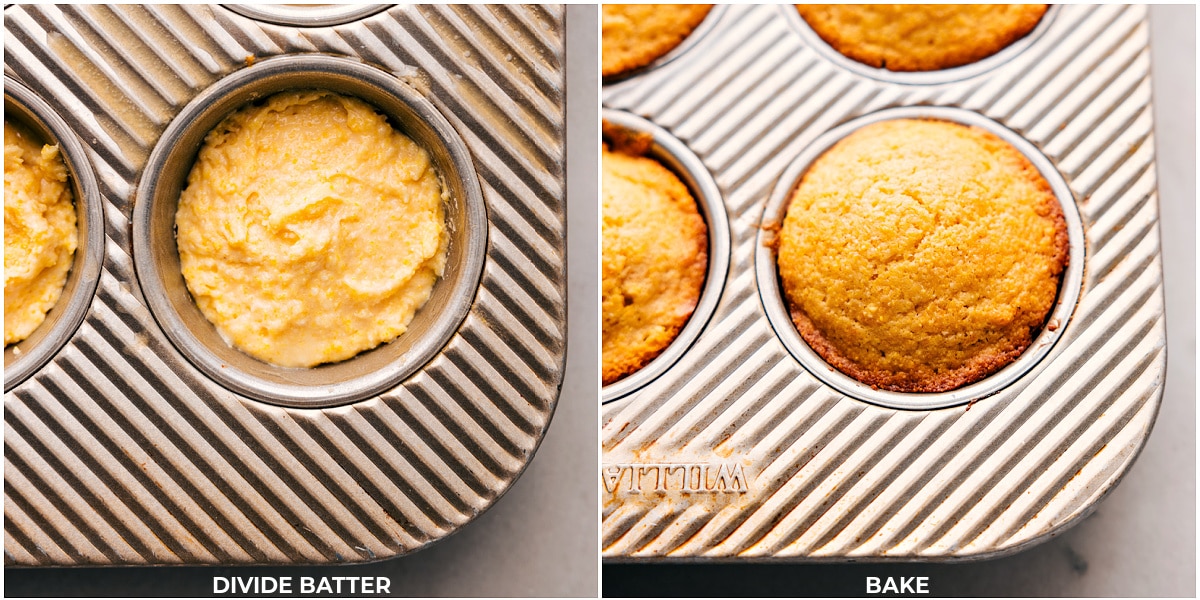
4;4;565;566
602;4;1164;560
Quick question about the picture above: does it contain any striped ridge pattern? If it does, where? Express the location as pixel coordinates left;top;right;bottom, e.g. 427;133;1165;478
602;5;1164;560
4;4;565;565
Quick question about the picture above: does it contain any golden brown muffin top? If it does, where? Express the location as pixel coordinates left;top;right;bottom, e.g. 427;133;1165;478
602;4;713;78
777;119;1067;392
797;4;1048;72
602;144;707;385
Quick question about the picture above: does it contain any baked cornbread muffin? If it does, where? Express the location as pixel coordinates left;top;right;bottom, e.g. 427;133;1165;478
4;120;78;346
796;5;1048;72
777;119;1067;392
603;144;707;385
602;4;713;77
176;90;447;368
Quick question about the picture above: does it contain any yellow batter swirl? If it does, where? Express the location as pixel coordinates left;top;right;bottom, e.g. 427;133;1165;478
175;91;447;368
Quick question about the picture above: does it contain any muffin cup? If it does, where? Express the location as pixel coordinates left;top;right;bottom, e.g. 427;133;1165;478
132;54;487;409
222;4;391;27
602;5;727;86
3;77;105;391
782;5;1059;86
756;105;1086;411
602;109;730;403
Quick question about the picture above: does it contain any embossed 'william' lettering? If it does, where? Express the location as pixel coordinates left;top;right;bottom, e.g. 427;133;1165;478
601;463;749;494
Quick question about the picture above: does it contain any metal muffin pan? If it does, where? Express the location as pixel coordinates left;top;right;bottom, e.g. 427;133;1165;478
5;4;565;566
133;54;487;408
4;77;105;391
603;4;1164;560
756;105;1087;411
602;108;730;403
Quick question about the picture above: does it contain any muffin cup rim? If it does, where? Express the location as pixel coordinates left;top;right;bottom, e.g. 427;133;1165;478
220;4;393;27
601;108;731;404
756;105;1087;411
3;76;106;391
131;53;488;408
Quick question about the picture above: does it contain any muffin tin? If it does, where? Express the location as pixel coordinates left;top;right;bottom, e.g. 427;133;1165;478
603;5;1165;560
5;4;565;566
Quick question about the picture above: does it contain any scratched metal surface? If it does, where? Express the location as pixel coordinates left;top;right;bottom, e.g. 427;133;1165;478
4;4;565;565
602;4;1165;560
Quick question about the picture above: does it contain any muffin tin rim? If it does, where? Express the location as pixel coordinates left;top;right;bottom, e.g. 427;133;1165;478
220;4;393;28
601;108;731;404
3;76;106;392
755;105;1087;411
782;4;1061;86
130;53;488;408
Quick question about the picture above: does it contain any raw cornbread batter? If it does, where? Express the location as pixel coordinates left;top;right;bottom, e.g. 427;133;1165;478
5;120;78;346
175;90;447;367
